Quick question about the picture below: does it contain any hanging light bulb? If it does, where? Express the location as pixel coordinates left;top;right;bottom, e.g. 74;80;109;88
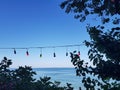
40;48;42;58
77;46;80;56
53;52;56;57
40;54;42;57
26;50;29;56
66;47;68;56
78;51;80;56
14;49;16;54
66;52;68;56
53;47;56;57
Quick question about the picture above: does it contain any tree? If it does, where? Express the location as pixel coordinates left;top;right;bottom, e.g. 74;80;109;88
0;57;73;90
60;0;120;90
0;57;13;90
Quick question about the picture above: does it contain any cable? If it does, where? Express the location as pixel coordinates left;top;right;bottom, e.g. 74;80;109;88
0;44;85;50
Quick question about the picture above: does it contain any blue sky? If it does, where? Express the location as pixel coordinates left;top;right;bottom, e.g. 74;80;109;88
0;0;90;68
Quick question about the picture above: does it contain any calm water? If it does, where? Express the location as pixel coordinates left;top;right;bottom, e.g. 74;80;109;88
33;68;82;90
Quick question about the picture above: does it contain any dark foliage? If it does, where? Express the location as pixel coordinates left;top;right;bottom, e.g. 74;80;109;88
60;0;120;22
60;0;120;90
0;57;73;90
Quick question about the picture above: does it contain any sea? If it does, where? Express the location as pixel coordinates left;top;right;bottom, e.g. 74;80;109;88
33;68;83;90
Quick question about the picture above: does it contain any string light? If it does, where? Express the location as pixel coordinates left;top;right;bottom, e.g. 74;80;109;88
26;49;29;56
66;47;68;56
53;47;56;58
40;48;42;58
53;52;56;57
14;49;16;54
0;44;85;57
77;46;80;56
78;51;80;56
66;52;68;56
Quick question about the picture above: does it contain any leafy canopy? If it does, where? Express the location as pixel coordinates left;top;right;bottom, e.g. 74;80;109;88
61;0;120;89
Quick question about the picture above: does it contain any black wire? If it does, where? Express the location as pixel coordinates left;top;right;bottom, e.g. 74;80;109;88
0;44;85;50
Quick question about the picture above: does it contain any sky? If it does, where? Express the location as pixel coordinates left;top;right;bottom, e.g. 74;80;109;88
0;0;91;68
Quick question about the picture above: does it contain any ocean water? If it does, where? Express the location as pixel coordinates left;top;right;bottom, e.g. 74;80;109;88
33;68;82;90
